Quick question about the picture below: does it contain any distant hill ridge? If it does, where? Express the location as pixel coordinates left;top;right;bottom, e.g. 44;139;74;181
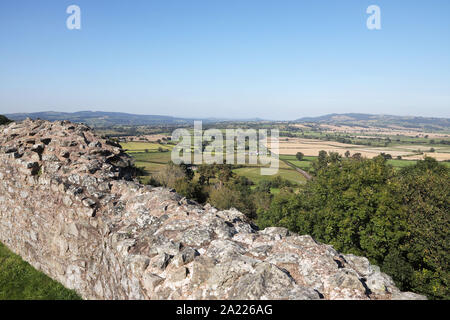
296;113;450;130
5;111;187;127
5;111;264;127
4;111;449;130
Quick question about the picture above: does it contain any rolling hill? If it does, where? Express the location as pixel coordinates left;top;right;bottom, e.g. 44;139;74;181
4;111;265;127
296;113;450;131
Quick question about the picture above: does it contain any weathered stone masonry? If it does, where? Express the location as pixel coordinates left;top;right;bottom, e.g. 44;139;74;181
0;119;425;300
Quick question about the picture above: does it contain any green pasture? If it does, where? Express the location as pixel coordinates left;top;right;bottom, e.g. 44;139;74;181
120;142;173;153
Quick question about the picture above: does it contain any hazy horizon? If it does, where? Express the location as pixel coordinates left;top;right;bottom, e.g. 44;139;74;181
5;109;450;122
1;1;449;119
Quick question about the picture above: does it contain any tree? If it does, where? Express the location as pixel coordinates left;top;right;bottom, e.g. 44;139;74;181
155;162;187;188
380;152;392;160
352;153;362;160
256;155;450;299
179;162;195;181
345;150;351;158
296;152;304;161
391;158;450;299
198;164;215;185
0;115;12;125
257;189;302;229
312;150;328;171
207;176;256;219
297;156;405;262
216;164;234;185
174;179;207;203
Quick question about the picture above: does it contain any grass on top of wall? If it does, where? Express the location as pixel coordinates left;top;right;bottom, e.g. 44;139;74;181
0;242;81;300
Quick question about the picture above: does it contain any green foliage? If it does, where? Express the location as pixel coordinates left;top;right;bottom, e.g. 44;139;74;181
393;158;450;299
208;175;256;218
380;152;393;160
198;163;233;185
154;162;207;203
257;189;302;229
295;152;304;161
174;178;207;203
0;242;81;300
258;154;450;299
0;115;12;125
155;162;189;188
299;155;406;262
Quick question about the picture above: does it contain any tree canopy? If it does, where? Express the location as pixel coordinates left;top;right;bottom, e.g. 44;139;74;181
0;115;12;125
257;154;449;299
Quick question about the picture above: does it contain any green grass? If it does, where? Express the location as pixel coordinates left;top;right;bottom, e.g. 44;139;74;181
0;242;81;300
387;159;418;168
280;155;315;170
120;141;173;153
233;167;306;185
127;149;308;186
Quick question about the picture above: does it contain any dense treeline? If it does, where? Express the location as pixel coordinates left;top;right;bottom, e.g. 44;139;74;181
146;154;449;299
258;155;449;300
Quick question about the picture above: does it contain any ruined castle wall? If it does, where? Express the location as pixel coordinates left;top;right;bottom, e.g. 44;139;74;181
0;120;426;300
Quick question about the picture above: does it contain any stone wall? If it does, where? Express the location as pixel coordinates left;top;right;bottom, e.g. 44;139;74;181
0;119;425;300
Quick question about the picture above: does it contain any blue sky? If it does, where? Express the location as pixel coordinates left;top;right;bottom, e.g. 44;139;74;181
0;0;449;120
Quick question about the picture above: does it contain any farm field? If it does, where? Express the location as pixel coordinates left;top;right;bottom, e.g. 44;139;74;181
316;124;450;139
122;139;450;186
121;141;308;185
121;141;173;153
233;166;306;185
269;137;450;161
280;155;315;170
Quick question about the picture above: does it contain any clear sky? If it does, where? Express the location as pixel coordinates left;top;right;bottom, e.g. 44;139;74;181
0;0;449;120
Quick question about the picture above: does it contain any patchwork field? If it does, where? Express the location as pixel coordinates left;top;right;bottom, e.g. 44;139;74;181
269;137;450;161
121;129;450;188
292;123;450;139
121;141;173;153
121;141;308;185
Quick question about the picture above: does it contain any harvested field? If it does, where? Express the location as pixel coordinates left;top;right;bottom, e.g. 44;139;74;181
267;137;450;160
316;124;450;139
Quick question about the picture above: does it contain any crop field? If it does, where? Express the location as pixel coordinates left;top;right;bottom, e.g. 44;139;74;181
121;142;173;153
280;155;315;170
233;166;306;185
122;131;450;186
123;143;308;185
269;137;450;161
